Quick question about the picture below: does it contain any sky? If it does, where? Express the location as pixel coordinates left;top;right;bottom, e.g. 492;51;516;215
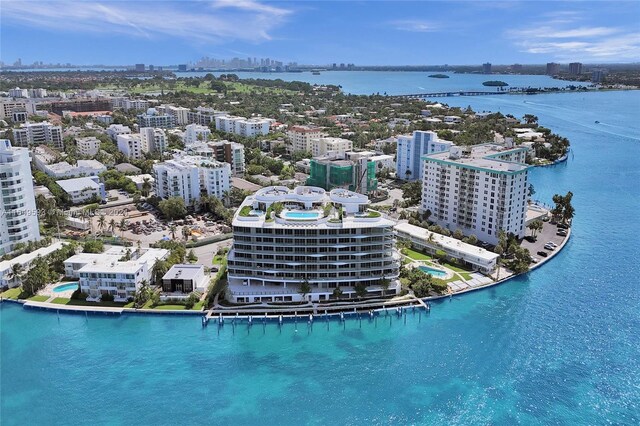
1;0;639;66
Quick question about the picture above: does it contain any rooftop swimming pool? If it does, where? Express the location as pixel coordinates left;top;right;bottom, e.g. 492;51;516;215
417;265;448;278
283;211;321;219
53;282;79;293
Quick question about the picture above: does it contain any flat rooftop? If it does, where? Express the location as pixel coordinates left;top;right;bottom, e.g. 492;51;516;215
162;264;204;281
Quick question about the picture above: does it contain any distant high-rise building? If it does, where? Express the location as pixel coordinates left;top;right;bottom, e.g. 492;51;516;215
546;62;560;75
178;64;187;71
482;62;492;74
592;69;607;83
148;65;154;71
135;63;145;72
569;62;583;75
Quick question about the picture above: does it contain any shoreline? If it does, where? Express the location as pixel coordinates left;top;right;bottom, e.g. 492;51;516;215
2;228;571;319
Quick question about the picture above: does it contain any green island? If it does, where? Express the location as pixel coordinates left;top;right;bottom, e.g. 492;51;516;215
482;80;509;87
428;74;450;78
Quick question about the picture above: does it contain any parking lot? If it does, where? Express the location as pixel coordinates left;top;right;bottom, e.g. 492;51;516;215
521;220;570;263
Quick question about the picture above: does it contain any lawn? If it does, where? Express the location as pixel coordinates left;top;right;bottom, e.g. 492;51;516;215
402;248;432;261
51;298;128;308
192;300;205;310
212;255;227;265
153;304;187;310
98;81;294;96
28;295;49;302
1;287;23;300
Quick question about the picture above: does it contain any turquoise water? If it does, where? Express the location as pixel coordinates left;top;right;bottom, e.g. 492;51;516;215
284;211;320;219
417;265;448;278
2;81;640;424
52;283;79;293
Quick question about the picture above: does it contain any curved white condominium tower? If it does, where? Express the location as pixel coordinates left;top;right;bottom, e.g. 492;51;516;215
0;139;41;255
227;186;400;303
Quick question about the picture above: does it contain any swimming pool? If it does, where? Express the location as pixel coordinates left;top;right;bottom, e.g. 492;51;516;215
417;266;448;278
53;283;79;293
283;211;320;219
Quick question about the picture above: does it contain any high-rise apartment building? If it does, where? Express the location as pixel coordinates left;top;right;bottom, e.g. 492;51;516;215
227;186;400;303
396;131;452;181
12;121;63;150
421;144;530;245
0;140;41;255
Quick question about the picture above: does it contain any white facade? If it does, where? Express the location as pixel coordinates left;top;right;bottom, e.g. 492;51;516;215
184;124;211;145
140;127;167;154
227;186;400;303
0;242;67;288
12;121;63;150
0;99;36;119
117;134;145;160
395;222;499;273
396;130;452;181
0;140;41;256
287;125;325;153
64;247;169;301
421;144;530;245
137;108;176;129
153;156;230;205
159;105;189;126
112;97;149;111
106;124;131;141
161;264;208;294
33;146;106;178
76;136;101;156
215;115;270;137
8;87;29;98
310;137;353;157
57;176;107;204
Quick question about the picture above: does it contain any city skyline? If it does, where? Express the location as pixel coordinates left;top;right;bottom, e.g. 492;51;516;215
1;1;639;66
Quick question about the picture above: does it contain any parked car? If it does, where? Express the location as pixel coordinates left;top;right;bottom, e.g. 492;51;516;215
530;257;539;263
537;251;548;257
524;236;537;243
557;223;569;229
557;231;567;237
546;242;558;248
544;244;555;251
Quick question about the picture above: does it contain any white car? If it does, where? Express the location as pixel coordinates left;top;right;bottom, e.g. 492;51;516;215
546;242;558;248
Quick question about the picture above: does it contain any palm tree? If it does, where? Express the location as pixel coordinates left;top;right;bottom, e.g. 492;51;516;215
7;263;24;286
119;218;128;239
332;286;343;299
97;215;106;235
151;260;168;284
108;218;117;237
169;224;177;240
182;226;190;240
141;178;152;197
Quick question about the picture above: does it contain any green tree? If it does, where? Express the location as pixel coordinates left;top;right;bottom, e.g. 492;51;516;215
354;282;367;298
159;197;188;220
332;286;343;299
298;278;311;300
187;249;198;263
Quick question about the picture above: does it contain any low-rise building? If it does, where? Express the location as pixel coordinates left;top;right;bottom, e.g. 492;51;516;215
215;115;271;137
12;121;63;150
106;124;131;141
153;156;231;205
184;123;211;145
227;186;400;303
116;134;145;160
0;99;36;120
56;176;106;204
309;137;353;157
64;247;169;301
75;136;101;156
287;125;325;153
395;222;499;273
161;264;208;295
137;108;176;129
0;242;68;288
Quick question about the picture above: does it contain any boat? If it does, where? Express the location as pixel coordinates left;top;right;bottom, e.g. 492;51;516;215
312;71;320;75
595;120;600;124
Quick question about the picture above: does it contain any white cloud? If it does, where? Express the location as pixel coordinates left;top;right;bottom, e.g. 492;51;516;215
507;16;640;61
0;0;292;43
389;20;439;33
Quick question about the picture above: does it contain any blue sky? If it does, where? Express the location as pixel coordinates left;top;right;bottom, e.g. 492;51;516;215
1;1;639;65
